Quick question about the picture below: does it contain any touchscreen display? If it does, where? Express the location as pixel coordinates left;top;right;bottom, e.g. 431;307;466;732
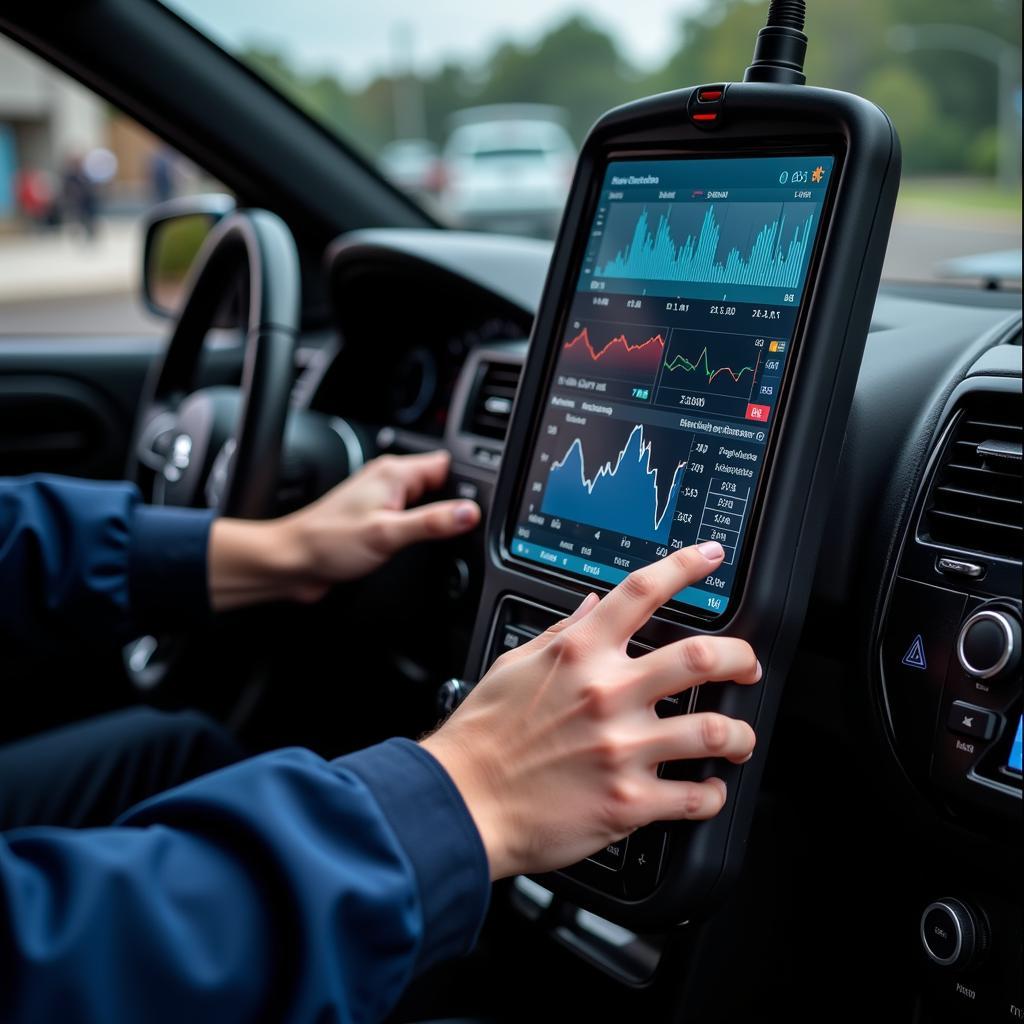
510;153;835;615
1008;716;1023;775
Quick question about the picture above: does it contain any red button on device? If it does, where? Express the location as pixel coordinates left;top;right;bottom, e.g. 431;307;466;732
698;89;723;101
745;403;771;422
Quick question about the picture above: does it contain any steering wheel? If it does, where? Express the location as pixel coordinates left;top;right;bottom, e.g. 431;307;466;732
125;210;300;687
130;209;299;518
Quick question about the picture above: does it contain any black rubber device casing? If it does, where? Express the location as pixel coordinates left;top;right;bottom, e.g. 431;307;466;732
465;82;901;928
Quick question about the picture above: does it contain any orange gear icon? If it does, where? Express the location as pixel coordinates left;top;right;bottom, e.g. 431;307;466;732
811;165;825;184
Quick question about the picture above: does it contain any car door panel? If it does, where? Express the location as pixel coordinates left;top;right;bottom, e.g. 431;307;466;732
0;335;245;479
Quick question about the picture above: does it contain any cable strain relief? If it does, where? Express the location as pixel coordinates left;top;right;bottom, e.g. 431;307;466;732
743;24;808;85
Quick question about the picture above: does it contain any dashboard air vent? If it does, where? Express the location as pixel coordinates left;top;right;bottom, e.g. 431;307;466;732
923;394;1022;561
463;360;521;440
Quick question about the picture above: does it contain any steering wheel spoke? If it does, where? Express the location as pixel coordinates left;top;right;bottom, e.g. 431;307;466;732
135;406;180;475
128;211;300;517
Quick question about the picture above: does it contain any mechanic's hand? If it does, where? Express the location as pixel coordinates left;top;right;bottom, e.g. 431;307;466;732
421;541;760;880
209;451;479;609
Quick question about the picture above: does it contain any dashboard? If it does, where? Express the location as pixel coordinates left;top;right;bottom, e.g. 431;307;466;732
303;228;1022;1022
312;236;533;438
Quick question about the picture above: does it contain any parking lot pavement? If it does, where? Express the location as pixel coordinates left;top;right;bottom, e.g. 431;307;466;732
0;292;161;335
0;218;140;304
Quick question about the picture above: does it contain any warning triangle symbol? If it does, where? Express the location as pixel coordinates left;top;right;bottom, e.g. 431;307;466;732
901;634;927;670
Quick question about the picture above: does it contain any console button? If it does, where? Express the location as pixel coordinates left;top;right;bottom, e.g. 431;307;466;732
622;828;668;900
882;581;966;688
936;556;984;579
454;479;480;502
485;623;538;672
587;837;629;872
881;580;967;774
947;701;998;741
920;898;987;970
921;903;961;964
656;693;686;718
493;625;533;657
444;557;471;600
957;608;1022;682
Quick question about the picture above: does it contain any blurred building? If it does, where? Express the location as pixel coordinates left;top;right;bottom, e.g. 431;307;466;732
0;37;108;220
0;38;197;226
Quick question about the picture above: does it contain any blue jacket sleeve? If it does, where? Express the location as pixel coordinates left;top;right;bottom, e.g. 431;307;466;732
0;738;491;1023
0;474;214;649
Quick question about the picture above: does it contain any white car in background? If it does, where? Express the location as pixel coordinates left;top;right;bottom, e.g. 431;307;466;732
378;138;444;200
440;105;576;238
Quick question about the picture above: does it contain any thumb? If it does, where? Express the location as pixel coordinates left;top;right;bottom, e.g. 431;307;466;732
373;499;480;553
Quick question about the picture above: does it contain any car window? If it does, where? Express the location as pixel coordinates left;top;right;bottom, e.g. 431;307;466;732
0;36;226;335
163;0;1021;289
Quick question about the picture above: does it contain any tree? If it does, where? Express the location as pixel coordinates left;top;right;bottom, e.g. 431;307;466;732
646;0;1021;174
241;1;1021;176
472;16;639;142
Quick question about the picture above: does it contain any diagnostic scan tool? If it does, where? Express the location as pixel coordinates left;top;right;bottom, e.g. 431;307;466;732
462;0;901;927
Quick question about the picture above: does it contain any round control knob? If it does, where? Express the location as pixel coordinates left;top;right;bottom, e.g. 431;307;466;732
444;557;471;601
957;607;1021;681
920;899;988;969
437;678;471;718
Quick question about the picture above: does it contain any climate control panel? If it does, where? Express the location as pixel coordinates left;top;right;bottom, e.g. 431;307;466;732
879;384;1022;1020
933;600;1022;813
878;390;1022;819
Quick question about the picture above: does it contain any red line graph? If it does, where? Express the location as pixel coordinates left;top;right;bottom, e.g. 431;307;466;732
563;326;666;363
560;324;666;384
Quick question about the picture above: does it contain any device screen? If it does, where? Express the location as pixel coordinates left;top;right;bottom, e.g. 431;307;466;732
1008;715;1023;775
509;152;836;615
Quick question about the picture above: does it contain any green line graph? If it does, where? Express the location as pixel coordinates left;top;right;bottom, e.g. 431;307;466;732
663;346;756;386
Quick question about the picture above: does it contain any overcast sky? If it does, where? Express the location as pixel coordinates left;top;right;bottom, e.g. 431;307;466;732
166;0;704;86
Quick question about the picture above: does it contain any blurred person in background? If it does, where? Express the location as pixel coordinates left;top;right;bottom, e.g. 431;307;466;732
60;153;98;240
14;167;56;230
150;146;180;204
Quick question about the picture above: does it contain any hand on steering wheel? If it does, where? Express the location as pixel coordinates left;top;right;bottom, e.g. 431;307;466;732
207;450;480;609
124;209;478;686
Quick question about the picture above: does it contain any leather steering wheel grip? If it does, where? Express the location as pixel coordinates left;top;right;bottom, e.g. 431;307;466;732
137;209;300;519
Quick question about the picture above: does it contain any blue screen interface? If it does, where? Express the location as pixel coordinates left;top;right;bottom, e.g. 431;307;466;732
1009;716;1023;774
511;154;835;615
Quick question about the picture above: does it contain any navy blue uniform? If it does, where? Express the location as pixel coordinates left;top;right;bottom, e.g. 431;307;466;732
0;475;490;1022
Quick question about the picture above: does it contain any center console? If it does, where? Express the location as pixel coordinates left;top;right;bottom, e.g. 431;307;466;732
877;370;1022;1019
880;385;1022;817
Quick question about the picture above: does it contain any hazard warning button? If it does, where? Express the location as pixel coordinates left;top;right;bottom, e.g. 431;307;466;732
880;579;967;775
901;634;927;670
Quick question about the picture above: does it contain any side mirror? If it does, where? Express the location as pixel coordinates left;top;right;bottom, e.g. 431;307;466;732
142;194;236;320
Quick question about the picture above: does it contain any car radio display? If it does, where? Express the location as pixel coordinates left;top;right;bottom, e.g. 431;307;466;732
510;153;835;615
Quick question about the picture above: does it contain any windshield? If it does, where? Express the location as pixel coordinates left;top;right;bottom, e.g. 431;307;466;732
165;0;1022;287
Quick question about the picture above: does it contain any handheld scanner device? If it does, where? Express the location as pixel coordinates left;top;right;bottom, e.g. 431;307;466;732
465;0;901;928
